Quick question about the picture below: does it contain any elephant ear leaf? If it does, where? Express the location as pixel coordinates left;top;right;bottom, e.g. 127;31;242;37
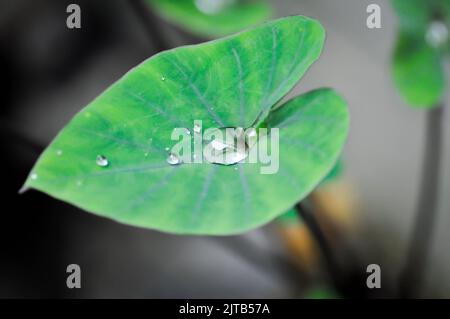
145;0;272;38
22;16;349;235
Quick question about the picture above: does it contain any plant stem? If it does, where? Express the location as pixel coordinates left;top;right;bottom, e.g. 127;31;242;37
398;104;444;298
295;201;342;288
128;0;170;52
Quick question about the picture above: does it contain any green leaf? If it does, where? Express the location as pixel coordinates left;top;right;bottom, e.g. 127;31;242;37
320;158;343;185
23;16;349;235
276;208;301;225
392;33;445;107
146;0;272;38
391;0;435;35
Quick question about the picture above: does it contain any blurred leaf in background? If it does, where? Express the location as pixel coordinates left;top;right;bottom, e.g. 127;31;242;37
392;0;450;108
304;287;340;299
145;0;272;38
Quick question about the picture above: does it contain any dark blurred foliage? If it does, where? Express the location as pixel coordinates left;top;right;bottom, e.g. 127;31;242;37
0;0;122;298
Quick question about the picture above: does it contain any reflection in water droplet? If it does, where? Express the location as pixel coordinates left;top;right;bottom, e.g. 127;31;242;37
211;139;229;151
30;173;38;180
56;150;63;156
167;153;181;165
426;21;449;48
96;155;109;167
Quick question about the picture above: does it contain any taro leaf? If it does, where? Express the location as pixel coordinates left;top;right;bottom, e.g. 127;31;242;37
145;0;271;38
22;16;349;235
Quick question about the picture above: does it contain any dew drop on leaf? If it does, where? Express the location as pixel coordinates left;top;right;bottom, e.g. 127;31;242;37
30;173;38;180
167;153;181;165
203;127;252;165
96;155;109;167
56;150;63;156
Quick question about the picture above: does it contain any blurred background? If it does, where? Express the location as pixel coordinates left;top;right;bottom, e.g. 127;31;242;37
0;0;449;298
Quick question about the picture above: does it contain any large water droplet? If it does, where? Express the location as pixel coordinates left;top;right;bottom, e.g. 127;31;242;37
203;127;256;165
426;21;449;48
167;153;181;165
96;155;109;167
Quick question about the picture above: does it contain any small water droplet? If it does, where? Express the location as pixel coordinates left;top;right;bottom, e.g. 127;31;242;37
56;150;63;156
167;153;181;165
426;21;449;48
165;147;170;151
76;180;83;186
161;76;166;81
186;129;191;135
96;155;109;167
30;173;38;180
193;123;201;133
144;152;149;157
